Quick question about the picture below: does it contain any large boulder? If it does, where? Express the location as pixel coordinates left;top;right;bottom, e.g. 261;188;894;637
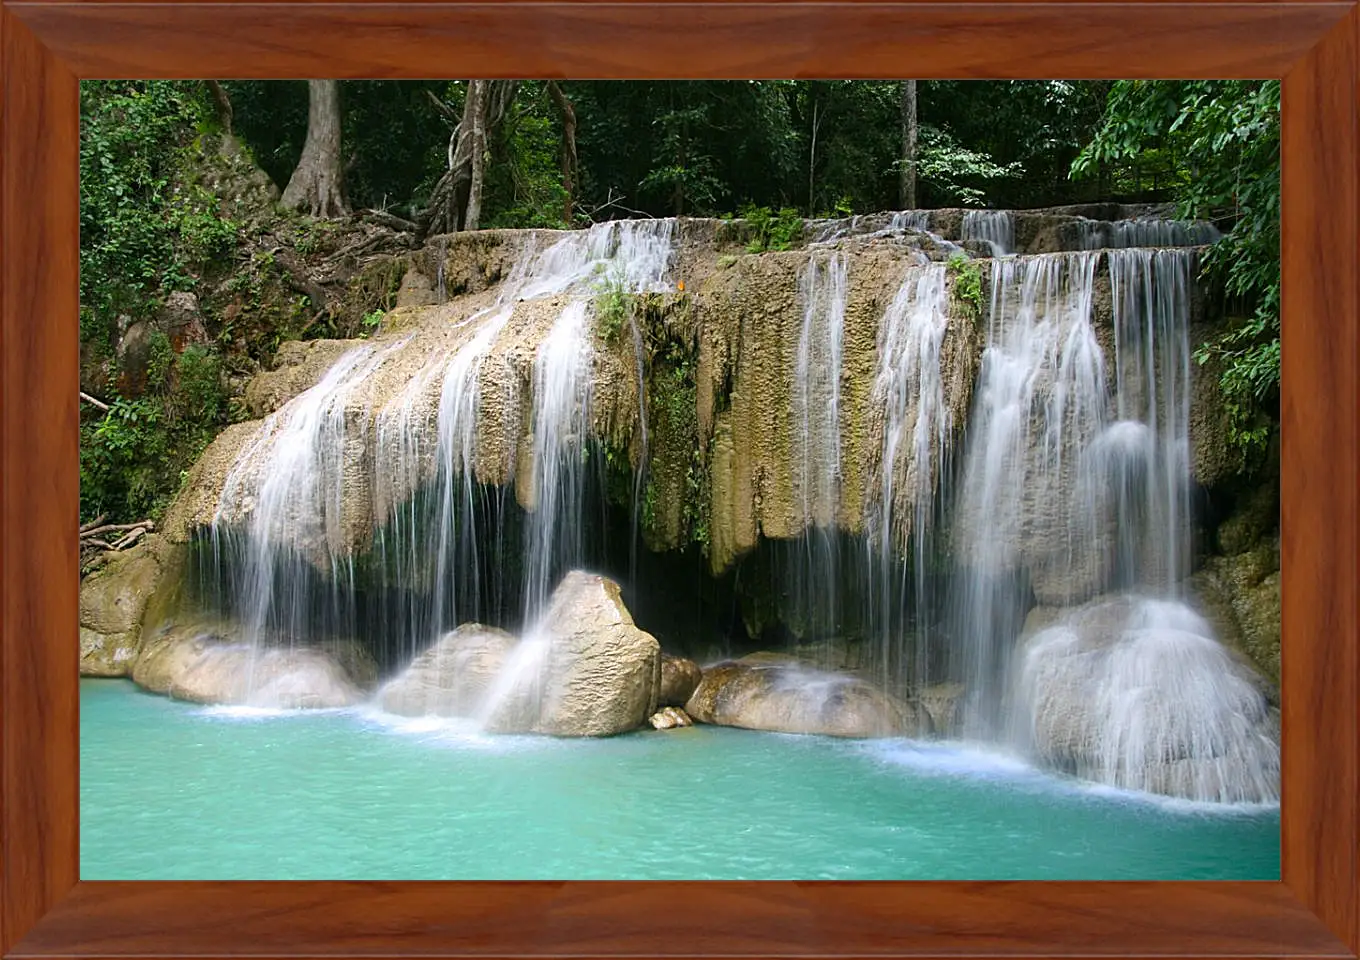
658;653;702;707
685;659;921;738
492;570;662;737
376;623;517;717
132;621;378;709
1012;594;1279;803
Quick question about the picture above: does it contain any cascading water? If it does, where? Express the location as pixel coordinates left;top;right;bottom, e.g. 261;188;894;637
208;219;675;694
1104;247;1195;590
905;241;1279;803
1075;217;1220;250
866;262;952;692
791;251;848;641
962;210;1015;256
944;252;1104;735
189;205;1275;803
211;339;405;702
524;299;594;617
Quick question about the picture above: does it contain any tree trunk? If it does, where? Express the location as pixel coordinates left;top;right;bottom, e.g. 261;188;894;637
547;81;578;224
204;80;234;136
420;80;520;239
281;80;350;218
808;98;820;214
464;81;488;232
899;80;918;209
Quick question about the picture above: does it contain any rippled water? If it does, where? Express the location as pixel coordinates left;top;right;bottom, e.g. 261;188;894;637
81;680;1279;880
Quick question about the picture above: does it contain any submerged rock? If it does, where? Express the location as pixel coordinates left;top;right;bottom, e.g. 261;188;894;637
376;623;517;717
1013;594;1279;803
917;681;966;738
648;706;693;730
132;622;378;709
685;659;920;738
658;653;702;707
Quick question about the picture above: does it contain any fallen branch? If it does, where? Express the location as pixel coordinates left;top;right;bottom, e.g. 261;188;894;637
82;538;117;552
79;514;108;535
80;391;110;412
113;527;147;550
80;520;154;541
361;208;419;234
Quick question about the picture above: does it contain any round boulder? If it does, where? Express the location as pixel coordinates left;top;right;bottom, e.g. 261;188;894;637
376;623;517;718
1012;594;1279;803
132;621;377;709
658;653;702;707
685;659;920;738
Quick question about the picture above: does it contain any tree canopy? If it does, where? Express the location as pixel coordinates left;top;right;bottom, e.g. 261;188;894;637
77;79;1281;526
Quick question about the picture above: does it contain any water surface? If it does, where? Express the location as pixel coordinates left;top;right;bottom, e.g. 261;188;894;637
81;679;1279;880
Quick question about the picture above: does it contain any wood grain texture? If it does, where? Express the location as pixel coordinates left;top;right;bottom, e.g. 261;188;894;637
0;4;80;957
8;881;1356;957
1281;5;1360;953
0;1;1357;959
5;3;1351;79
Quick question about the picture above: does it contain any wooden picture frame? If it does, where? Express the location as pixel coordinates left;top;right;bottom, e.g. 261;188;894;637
2;2;1356;956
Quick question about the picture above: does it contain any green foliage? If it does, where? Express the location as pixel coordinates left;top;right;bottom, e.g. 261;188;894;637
361;309;385;333
79;81;239;523
80;82;239;336
80;343;226;522
592;269;634;343
946;253;985;321
484;88;572;229
742;205;803;253
911;126;1024;207
1074;80;1280;465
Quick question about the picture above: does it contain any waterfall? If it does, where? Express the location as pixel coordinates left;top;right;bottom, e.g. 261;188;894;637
909;243;1278;802
1103;247;1195;590
945;252;1104;735
962;210;1015;256
524;300;594;618
791;251;848;639
1075;217;1220;250
210;218;675;674
867;262;952;691
212;339;404;701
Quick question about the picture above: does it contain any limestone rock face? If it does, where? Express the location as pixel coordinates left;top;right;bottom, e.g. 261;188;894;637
245;339;364;418
79;542;162;637
658;653;702;707
78;538;173;677
132;621;378;709
376;623;517;717
917;681;966;738
1013;594;1279;803
80;627;140;678
685;659;920;738
1186;543;1281;687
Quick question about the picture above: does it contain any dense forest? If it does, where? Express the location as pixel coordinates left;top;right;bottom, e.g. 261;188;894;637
78;79;1280;529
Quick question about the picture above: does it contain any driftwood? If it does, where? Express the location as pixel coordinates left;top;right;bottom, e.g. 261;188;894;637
80;519;154;561
360;208;419;234
79;514;108;535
